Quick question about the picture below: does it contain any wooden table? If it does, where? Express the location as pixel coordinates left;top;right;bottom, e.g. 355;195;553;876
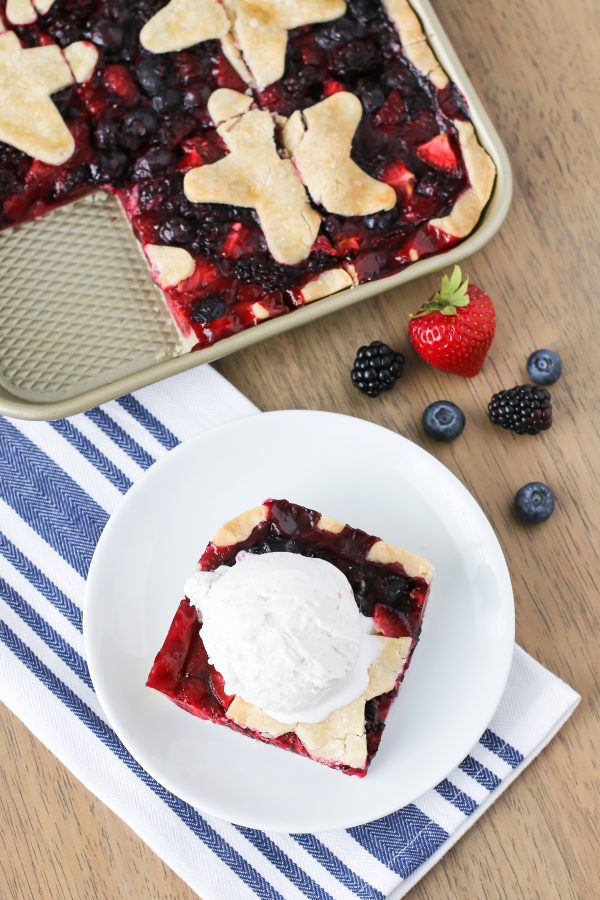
1;0;599;896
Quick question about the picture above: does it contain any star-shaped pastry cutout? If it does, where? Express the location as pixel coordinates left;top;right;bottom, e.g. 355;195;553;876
0;31;98;164
140;0;346;89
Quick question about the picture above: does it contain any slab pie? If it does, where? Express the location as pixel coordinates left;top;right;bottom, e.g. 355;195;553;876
147;499;434;775
0;0;495;350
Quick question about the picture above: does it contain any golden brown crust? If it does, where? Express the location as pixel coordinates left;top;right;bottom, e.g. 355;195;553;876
367;540;434;582
6;0;36;24
381;0;448;88
63;41;98;84
140;0;228;53
145;245;196;289
226;636;412;769
0;33;75;165
283;93;396;217
209;505;269;551
207;87;253;125
316;514;345;534
300;268;356;304
430;120;496;237
222;0;346;90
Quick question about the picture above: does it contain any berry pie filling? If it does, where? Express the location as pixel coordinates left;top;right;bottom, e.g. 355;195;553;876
0;0;495;351
147;499;434;775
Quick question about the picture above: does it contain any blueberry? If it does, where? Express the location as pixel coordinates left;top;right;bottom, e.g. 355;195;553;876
94;120;120;149
330;38;380;78
526;349;562;385
315;19;357;49
122;107;159;139
151;88;182;114
190;296;228;323
89;151;128;185
183;81;211;110
132;148;173;180
90;18;123;51
422;400;465;441
514;482;555;524
357;80;385;113
157;217;192;246
135;57;171;96
0;169;17;196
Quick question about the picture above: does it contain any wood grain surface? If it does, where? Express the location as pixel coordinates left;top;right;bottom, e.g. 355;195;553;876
1;0;599;897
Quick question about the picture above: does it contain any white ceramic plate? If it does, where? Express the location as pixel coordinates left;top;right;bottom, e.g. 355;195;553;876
84;410;514;833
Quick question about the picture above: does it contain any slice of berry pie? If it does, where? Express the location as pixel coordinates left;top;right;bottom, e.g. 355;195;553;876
147;499;434;776
0;0;495;352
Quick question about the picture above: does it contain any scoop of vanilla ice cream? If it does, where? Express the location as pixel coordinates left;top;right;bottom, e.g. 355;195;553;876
184;551;376;723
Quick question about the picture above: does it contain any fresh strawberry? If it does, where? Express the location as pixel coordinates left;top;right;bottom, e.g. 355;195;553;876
408;266;496;376
416;132;459;174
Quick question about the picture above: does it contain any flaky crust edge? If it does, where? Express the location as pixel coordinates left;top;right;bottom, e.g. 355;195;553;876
227;635;412;770
382;0;496;238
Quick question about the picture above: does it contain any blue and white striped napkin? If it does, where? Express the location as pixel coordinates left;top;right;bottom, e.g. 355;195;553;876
0;366;579;900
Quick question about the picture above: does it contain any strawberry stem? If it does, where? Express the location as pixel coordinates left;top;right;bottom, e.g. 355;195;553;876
409;265;470;318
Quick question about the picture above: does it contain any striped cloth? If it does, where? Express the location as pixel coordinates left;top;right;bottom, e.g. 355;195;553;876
0;366;579;900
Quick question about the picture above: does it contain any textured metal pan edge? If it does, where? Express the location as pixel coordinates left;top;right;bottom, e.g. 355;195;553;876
0;0;512;421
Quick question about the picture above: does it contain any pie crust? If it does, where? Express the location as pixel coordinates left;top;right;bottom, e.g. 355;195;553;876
5;0;36;25
430;119;497;238
139;0;229;54
227;635;411;769
0;31;75;165
300;266;356;304
207;87;253;125
145;245;196;289
63;41;99;85
283;93;397;217
222;0;347;89
382;0;448;89
211;504;269;547
184;102;320;265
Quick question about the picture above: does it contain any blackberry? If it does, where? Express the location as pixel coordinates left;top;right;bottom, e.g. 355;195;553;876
351;341;405;397
234;257;297;291
488;385;552;435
